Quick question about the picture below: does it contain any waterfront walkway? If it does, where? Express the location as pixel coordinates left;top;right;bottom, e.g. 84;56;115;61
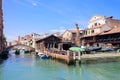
44;49;120;65
81;52;120;58
80;52;120;64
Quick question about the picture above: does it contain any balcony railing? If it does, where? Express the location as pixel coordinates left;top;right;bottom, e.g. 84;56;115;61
97;38;120;43
85;39;96;43
62;40;75;43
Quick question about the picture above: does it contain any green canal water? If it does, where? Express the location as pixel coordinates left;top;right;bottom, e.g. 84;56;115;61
0;54;120;80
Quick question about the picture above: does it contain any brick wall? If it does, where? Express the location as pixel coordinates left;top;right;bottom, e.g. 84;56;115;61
0;0;3;53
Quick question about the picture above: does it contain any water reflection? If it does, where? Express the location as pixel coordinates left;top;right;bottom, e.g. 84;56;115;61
0;54;120;80
84;62;120;80
0;60;3;65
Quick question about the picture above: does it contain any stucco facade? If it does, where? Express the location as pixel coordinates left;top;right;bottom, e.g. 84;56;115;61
83;15;112;36
81;14;120;47
62;30;73;42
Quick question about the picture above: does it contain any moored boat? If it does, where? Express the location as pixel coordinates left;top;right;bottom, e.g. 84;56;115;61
88;47;102;51
41;54;50;59
37;52;50;59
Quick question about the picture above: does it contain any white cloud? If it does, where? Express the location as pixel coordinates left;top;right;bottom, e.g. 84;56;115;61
12;0;66;15
32;2;37;6
12;0;39;7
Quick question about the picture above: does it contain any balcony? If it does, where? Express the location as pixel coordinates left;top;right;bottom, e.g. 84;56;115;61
97;38;120;43
62;39;75;44
85;39;96;43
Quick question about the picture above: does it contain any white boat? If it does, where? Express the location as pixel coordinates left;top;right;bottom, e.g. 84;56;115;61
41;54;50;59
37;52;44;57
37;52;50;59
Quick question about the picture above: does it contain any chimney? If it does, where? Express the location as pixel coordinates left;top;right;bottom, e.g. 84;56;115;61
75;24;79;30
75;24;81;46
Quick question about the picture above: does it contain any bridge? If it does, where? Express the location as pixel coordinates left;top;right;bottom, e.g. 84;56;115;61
7;44;35;51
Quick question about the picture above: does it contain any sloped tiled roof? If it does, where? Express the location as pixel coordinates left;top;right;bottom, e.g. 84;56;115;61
67;30;76;33
100;27;120;35
106;18;120;28
36;34;61;42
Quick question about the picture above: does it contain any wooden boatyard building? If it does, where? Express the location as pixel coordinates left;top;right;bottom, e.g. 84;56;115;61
36;35;62;52
81;27;120;48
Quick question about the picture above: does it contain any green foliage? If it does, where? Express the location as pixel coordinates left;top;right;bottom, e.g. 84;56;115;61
2;34;6;42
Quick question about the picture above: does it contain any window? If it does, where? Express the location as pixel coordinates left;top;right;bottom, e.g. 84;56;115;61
84;31;87;35
94;23;97;26
83;31;86;35
87;30;90;34
91;30;94;33
72;33;76;37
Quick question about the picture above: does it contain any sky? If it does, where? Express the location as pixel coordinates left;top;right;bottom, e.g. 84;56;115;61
2;0;120;42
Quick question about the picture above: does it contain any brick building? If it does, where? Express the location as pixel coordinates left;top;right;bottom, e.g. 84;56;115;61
18;33;42;48
0;0;3;53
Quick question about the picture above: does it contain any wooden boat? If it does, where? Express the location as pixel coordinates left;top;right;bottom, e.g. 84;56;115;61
88;47;102;51
97;48;114;52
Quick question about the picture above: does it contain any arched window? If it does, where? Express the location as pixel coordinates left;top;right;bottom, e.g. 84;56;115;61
91;30;94;33
94;23;97;26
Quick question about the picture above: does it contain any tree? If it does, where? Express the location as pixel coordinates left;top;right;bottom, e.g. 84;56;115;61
2;34;7;47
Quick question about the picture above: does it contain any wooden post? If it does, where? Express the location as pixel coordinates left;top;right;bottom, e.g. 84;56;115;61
50;44;52;52
53;43;55;48
47;44;49;49
73;52;76;60
50;44;52;48
67;50;70;62
58;43;61;50
78;51;81;60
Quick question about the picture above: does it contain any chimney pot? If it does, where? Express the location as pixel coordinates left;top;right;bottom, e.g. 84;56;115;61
75;24;79;29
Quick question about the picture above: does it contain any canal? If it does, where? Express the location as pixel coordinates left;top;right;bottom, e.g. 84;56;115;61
0;54;120;80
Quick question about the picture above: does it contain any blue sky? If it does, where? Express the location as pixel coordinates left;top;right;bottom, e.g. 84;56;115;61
2;0;120;41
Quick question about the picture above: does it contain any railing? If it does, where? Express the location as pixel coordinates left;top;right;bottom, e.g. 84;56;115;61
62;40;75;43
47;48;81;60
49;48;67;55
85;40;96;43
97;38;120;43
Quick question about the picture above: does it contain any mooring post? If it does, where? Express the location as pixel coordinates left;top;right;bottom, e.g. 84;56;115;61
73;52;76;60
67;50;70;62
78;51;81;60
58;44;61;50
